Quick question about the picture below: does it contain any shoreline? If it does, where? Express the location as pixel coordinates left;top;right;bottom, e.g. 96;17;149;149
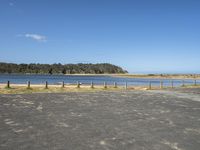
110;74;200;79
63;73;200;79
1;73;200;79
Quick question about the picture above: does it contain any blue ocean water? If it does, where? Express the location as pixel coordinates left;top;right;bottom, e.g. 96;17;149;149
0;74;199;87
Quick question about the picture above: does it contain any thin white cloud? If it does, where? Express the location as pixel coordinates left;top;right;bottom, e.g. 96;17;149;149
9;2;14;6
24;34;47;42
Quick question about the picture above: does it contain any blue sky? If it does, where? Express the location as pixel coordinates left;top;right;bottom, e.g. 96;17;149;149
0;0;200;73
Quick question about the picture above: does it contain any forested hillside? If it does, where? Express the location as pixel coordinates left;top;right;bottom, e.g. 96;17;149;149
0;62;128;74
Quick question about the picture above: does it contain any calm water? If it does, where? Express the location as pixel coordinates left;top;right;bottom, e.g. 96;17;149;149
0;74;199;87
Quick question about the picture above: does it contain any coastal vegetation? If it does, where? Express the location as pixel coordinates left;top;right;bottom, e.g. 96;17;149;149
0;62;127;74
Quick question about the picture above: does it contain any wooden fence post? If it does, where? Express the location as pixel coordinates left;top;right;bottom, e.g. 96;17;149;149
171;80;174;88
77;81;80;88
194;80;197;86
125;82;128;90
27;81;30;89
114;82;117;88
91;81;94;88
45;81;48;89
149;81;152;90
160;80;163;89
7;80;10;88
182;80;185;87
62;81;65;88
104;82;107;89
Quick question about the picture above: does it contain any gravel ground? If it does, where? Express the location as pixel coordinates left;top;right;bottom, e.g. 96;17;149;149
0;88;200;150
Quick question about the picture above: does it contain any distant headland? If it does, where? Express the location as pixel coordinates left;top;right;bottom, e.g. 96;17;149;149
0;62;128;74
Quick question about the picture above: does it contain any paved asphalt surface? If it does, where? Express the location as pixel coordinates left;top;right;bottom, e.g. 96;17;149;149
0;88;200;150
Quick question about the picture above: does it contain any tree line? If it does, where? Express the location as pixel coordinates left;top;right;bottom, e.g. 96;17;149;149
0;62;128;74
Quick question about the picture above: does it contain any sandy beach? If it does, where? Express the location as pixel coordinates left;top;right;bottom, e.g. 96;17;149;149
111;74;200;79
61;73;200;79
